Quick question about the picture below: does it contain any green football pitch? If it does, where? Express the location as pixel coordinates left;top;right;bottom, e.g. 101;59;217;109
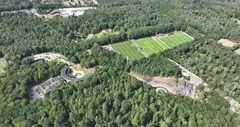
111;41;145;61
111;31;193;61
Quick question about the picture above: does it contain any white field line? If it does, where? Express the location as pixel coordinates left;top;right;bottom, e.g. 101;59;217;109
109;45;116;52
182;32;194;40
132;41;148;57
141;52;148;57
159;39;170;49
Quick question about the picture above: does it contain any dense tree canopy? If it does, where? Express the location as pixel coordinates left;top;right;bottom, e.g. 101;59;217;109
0;0;240;126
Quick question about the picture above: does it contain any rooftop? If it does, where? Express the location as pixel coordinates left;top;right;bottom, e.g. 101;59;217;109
177;79;186;87
38;76;64;95
61;65;77;82
176;79;194;96
182;72;190;77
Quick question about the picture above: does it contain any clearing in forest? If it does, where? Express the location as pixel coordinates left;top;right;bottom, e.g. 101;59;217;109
129;72;177;94
218;39;238;48
102;45;114;52
232;18;240;24
0;59;7;73
111;31;194;61
235;48;240;55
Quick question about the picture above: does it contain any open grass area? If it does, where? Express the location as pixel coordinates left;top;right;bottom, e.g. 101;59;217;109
160;31;193;48
134;38;168;56
111;31;193;61
111;41;145;61
72;65;89;76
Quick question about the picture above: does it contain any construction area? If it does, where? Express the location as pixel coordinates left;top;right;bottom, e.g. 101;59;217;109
130;59;206;99
218;39;238;48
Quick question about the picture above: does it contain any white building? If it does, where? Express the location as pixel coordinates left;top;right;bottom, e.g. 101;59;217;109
59;7;96;17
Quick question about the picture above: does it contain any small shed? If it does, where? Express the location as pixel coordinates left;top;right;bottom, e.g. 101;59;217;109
182;72;190;78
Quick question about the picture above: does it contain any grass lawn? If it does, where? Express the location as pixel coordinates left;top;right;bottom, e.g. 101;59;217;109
134;38;168;56
160;31;193;48
72;65;89;76
111;41;145;61
110;31;193;61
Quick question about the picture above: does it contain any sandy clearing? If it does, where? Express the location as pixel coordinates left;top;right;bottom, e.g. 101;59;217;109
129;72;177;94
102;45;114;52
235;48;240;55
218;39;237;48
232;18;240;24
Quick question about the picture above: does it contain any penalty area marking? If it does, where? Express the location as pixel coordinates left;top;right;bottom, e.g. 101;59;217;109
158;39;170;49
182;32;194;40
131;40;148;57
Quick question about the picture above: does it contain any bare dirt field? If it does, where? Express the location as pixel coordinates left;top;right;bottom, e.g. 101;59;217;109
232;18;240;24
218;39;237;48
235;48;240;55
129;72;177;94
87;67;96;74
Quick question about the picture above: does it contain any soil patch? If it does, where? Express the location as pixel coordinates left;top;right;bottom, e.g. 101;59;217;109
102;45;114;52
235;48;240;55
232;18;240;24
218;39;237;48
129;72;177;94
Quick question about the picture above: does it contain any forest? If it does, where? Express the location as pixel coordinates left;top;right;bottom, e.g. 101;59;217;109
0;0;32;11
1;0;240;126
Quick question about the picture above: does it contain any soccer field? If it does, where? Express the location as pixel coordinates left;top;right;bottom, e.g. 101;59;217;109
160;32;193;48
111;41;145;61
111;31;193;61
134;38;168;56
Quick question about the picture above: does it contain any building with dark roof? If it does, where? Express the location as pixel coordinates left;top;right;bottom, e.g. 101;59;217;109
61;65;77;82
37;76;64;95
186;83;194;95
176;78;194;96
60;65;93;83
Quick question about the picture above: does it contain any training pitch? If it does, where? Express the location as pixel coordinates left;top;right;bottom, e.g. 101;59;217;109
111;31;194;61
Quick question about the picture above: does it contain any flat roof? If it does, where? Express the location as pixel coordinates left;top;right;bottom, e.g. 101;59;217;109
177;79;185;87
38;76;64;94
